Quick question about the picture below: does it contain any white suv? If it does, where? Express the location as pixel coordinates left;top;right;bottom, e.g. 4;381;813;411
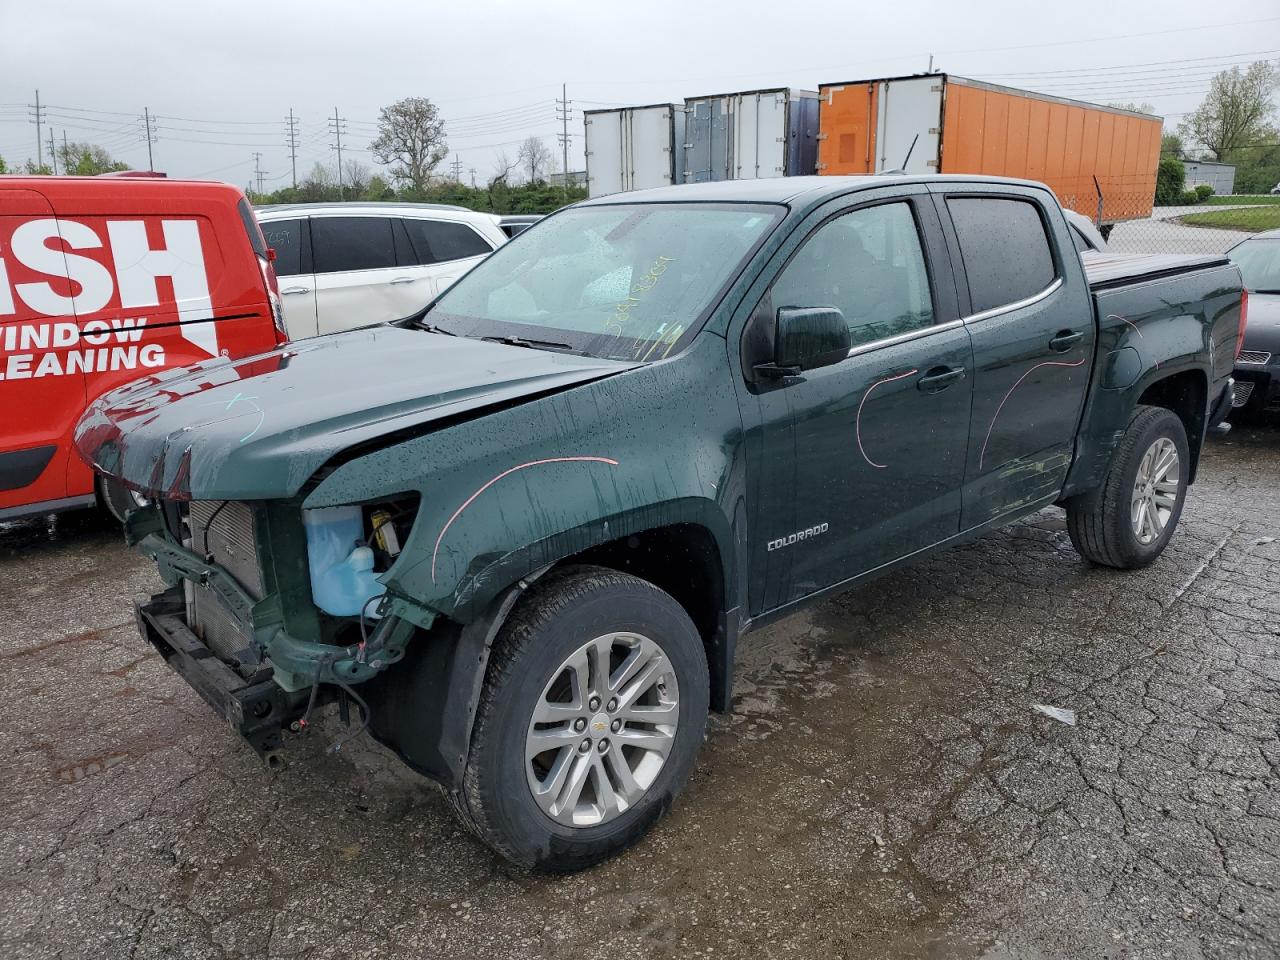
256;203;507;339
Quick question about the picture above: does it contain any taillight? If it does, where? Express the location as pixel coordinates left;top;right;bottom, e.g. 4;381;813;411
1235;289;1249;360
257;254;288;343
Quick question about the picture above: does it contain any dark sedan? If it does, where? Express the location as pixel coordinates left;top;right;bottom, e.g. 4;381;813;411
1228;229;1280;416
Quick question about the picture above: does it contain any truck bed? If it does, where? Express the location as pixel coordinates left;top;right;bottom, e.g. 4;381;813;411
1083;251;1230;290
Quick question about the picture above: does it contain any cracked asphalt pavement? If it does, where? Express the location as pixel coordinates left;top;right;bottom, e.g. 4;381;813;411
2;420;1278;960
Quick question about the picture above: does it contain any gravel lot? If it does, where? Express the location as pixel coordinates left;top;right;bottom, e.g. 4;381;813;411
1;418;1277;960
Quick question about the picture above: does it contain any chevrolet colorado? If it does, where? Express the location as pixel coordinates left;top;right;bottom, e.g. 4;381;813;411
75;175;1244;870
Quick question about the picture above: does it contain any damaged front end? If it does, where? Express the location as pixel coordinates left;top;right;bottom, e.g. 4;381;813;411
125;495;430;762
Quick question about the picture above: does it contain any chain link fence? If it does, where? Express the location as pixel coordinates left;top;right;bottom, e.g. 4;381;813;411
1054;174;1279;256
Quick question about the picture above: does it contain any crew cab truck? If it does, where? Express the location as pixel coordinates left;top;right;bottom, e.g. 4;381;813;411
75;175;1243;871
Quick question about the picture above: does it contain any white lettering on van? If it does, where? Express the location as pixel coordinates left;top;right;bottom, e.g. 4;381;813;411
0;250;13;315
106;220;215;355
10;219;114;316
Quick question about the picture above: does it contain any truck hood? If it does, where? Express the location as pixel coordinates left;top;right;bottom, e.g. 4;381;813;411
74;324;636;501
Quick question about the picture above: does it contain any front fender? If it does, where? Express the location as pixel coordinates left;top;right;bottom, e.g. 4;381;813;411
303;334;745;623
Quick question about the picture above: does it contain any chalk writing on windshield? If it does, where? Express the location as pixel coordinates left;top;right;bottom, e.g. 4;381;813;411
604;255;674;338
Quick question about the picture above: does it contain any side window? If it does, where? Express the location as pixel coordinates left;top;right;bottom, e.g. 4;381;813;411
310;217;397;274
402;218;494;264
771;201;935;347
948;197;1056;313
260;218;304;277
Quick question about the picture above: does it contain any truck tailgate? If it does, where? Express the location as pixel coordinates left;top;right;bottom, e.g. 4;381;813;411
1083;251;1229;289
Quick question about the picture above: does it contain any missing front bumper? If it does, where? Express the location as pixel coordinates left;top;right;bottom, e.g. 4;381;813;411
135;588;299;758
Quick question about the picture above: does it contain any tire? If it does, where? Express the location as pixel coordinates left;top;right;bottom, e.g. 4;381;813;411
451;565;709;871
98;476;149;524
1066;404;1189;569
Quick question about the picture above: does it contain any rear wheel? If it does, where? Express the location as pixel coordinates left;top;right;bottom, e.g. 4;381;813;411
451;565;709;871
1066;404;1189;568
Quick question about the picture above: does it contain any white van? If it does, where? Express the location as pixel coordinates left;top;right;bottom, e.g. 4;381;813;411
257;203;507;338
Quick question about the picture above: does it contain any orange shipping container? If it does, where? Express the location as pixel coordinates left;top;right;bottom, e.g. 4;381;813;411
817;74;1162;224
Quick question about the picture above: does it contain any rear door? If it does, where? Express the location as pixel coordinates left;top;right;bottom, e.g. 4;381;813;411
875;76;943;173
399;216;497;296
930;183;1096;528
0;187;86;512
261;216;318;339
310;215;403;335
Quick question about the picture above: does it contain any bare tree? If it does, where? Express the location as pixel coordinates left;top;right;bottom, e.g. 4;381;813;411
490;150;520;185
342;158;371;197
299;161;338;202
370;97;448;194
1178;61;1279;161
517;136;554;184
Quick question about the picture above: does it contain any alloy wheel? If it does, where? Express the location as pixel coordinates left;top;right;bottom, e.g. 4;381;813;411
1130;436;1180;545
525;631;680;827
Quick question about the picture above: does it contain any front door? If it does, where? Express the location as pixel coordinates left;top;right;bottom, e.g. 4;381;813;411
0;188;86;513
928;184;1096;529
743;194;974;611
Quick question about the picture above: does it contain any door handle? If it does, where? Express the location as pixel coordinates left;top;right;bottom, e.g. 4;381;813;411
1049;330;1084;352
389;277;417;285
916;366;966;392
281;286;311;295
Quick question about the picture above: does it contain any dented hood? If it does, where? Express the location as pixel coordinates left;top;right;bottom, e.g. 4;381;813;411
74;324;635;501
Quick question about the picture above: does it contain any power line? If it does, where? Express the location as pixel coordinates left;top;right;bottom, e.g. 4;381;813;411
285;108;299;188
142;107;158;172
556;83;572;197
329;107;347;199
29;89;43;170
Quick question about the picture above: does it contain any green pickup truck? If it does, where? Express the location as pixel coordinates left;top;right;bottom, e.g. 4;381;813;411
76;175;1243;870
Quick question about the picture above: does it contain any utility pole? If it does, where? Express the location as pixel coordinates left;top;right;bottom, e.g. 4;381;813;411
450;154;462;182
47;130;58;175
142;107;156;172
252;152;266;195
329;107;346;199
285;109;299;189
928;54;934;73
62;131;69;170
556;83;572;197
30;89;44;170
469;167;477;189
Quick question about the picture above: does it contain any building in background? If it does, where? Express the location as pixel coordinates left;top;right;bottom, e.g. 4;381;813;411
1182;160;1235;196
549;170;587;187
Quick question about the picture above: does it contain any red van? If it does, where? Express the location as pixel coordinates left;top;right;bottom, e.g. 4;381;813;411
1;176;285;521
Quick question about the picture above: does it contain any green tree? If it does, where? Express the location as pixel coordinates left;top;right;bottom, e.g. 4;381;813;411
0;155;6;174
1178;61;1279;161
56;141;130;176
370;97;448;194
1160;132;1183;158
1155;157;1185;205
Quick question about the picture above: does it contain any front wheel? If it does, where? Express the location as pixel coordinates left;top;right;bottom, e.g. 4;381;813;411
451;565;709;871
98;476;149;524
1066;404;1189;568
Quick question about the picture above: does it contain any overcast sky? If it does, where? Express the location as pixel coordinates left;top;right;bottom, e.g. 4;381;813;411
1;0;1277;190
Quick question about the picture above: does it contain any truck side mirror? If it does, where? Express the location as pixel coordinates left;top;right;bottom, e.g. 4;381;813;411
754;306;851;378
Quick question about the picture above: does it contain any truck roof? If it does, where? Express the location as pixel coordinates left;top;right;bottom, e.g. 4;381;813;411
578;174;1056;208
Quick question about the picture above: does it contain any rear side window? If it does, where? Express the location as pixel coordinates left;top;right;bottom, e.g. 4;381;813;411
260;218;305;276
311;217;397;273
402;218;493;264
948;197;1056;313
238;198;268;258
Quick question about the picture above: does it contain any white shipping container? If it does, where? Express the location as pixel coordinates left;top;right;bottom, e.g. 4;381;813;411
584;105;685;198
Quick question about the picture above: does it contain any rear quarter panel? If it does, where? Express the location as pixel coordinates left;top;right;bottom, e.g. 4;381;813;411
1064;263;1242;495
